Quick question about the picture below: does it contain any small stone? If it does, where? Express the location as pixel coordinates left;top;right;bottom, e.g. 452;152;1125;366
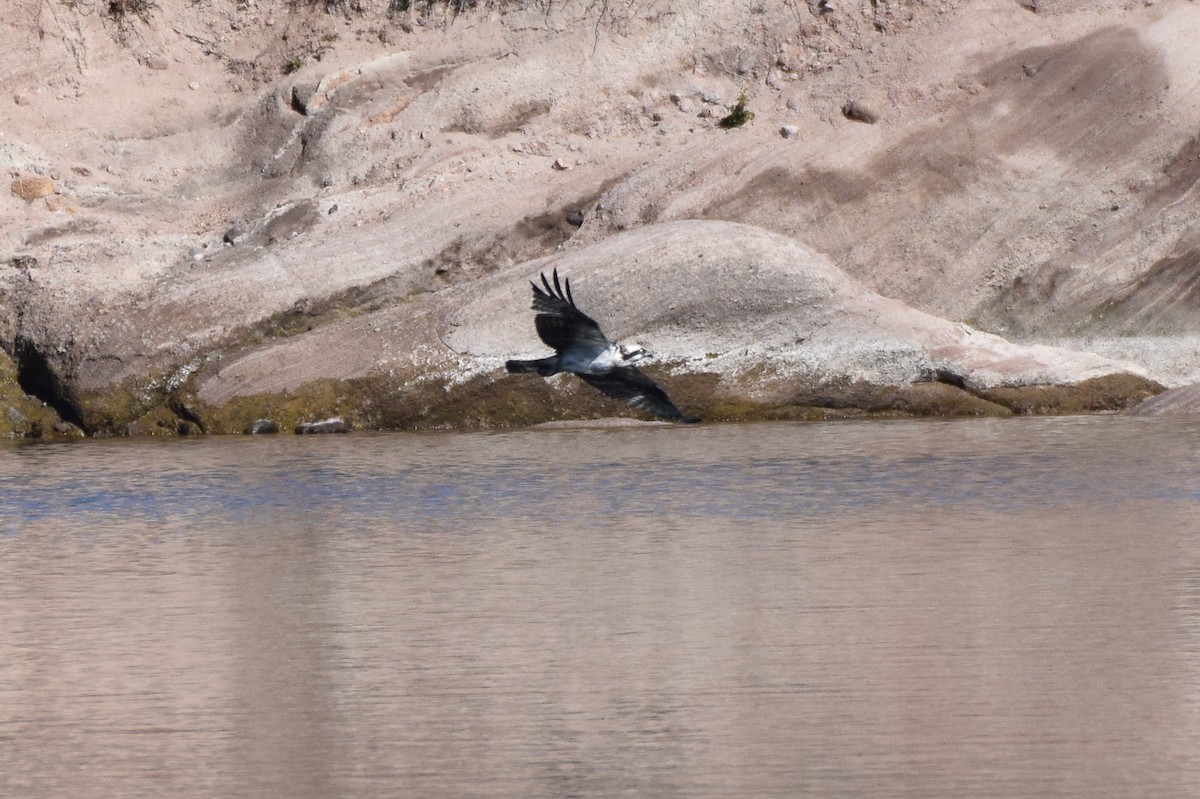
565;208;585;226
223;223;248;245
291;82;318;115
294;417;348;434
780;125;799;139
247;419;279;434
13;93;30;106
552;157;572;171
139;52;170;70
11;174;54;200
188;81;201;91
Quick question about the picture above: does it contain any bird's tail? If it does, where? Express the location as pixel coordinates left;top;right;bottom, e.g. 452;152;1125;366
506;357;559;377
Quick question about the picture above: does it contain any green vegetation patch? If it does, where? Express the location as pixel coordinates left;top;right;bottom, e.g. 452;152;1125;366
53;352;1170;438
193;379;361;435
974;373;1164;415
74;378;165;436
718;93;755;129
705;378;1013;422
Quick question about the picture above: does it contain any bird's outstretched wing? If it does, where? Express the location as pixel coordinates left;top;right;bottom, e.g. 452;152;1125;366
530;269;610;352
578;368;700;423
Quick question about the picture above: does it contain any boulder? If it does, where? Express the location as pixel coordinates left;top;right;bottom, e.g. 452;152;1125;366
294;417;349;434
1128;383;1200;416
11;174;54;200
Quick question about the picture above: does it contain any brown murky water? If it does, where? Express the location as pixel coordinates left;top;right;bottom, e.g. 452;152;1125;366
2;417;1200;798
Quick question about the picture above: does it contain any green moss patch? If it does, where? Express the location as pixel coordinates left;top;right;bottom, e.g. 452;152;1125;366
186;380;359;435
74;379;160;436
703;378;1013;422
718;93;755;129
974;374;1165;415
58;360;1172;437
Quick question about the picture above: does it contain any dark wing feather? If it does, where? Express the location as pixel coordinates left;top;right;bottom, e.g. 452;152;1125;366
578;368;700;423
530;269;609;352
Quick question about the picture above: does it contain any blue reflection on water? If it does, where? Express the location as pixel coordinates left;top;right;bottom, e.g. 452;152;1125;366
2;417;1197;539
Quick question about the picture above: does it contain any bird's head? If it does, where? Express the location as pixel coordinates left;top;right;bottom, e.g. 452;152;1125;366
619;343;653;365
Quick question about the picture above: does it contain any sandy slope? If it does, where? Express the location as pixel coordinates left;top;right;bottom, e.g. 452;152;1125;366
2;0;1197;433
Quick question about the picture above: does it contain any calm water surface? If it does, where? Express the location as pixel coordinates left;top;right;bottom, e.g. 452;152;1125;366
2;417;1200;798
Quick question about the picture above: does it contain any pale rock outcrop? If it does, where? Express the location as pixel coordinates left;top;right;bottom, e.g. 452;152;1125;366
195;220;1144;410
1129;383;1200;416
1;0;1195;432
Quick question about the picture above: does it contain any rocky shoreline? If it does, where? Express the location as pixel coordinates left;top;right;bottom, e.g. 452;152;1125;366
0;347;1166;439
3;0;1197;438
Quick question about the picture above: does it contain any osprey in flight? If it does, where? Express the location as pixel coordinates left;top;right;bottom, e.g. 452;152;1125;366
506;269;699;423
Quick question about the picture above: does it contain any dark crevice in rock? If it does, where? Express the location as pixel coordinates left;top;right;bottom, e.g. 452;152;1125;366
169;397;208;434
11;337;88;433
